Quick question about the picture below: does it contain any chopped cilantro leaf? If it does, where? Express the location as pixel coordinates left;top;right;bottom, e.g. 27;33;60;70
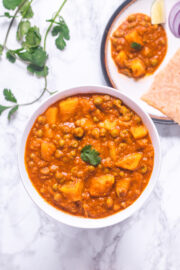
81;145;101;166
131;42;142;50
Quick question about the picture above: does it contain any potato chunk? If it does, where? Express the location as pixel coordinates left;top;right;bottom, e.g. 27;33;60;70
76;118;93;130
45;107;58;124
89;175;115;197
130;125;148;139
59;180;83;201
128;59;146;78
102;119;117;130
116;51;127;67
125;30;142;45
41;141;56;161
116;178;131;197
142;46;153;57
116;153;142;171
44;128;53;138
59;97;79;121
109;141;117;161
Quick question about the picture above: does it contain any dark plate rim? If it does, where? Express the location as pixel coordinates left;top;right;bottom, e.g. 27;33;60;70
100;0;176;125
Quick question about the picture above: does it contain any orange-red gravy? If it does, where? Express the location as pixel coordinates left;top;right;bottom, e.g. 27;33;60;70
25;94;154;218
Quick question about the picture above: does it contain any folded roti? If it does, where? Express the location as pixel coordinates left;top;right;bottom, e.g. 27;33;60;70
142;49;180;124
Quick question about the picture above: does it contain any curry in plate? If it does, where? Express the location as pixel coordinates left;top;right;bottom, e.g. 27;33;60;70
111;13;167;79
25;94;154;218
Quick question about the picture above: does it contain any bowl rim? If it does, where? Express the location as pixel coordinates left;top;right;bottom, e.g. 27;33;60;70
18;85;161;229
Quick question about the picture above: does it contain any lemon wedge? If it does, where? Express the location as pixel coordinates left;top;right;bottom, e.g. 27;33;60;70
151;0;166;24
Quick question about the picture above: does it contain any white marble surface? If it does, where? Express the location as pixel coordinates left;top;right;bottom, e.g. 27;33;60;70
0;0;180;269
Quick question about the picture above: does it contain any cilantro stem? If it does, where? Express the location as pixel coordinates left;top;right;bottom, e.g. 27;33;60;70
43;0;68;51
0;15;18;18
3;86;47;115
6;88;46;111
16;86;56;107
19;88;46;106
43;0;67;93
3;0;29;51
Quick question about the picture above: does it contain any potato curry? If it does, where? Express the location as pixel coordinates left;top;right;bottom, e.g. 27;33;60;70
111;13;167;79
25;94;154;218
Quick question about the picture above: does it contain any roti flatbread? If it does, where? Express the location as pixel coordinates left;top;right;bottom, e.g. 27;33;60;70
142;49;180;124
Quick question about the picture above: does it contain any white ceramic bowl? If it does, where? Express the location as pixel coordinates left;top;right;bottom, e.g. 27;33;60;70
18;85;161;229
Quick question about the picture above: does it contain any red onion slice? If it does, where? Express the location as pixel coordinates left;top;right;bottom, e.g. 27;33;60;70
169;2;180;37
172;10;180;37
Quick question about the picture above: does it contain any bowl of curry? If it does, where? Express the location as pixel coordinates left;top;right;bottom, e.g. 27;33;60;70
18;85;161;228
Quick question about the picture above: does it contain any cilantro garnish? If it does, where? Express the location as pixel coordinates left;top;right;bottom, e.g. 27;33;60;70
81;145;101;166
131;42;142;50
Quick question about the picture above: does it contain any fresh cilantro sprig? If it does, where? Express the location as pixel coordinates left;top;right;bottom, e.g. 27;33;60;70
81;145;101;167
0;89;18;120
47;16;70;50
43;0;68;92
6;27;48;77
0;0;69;120
2;0;30;54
